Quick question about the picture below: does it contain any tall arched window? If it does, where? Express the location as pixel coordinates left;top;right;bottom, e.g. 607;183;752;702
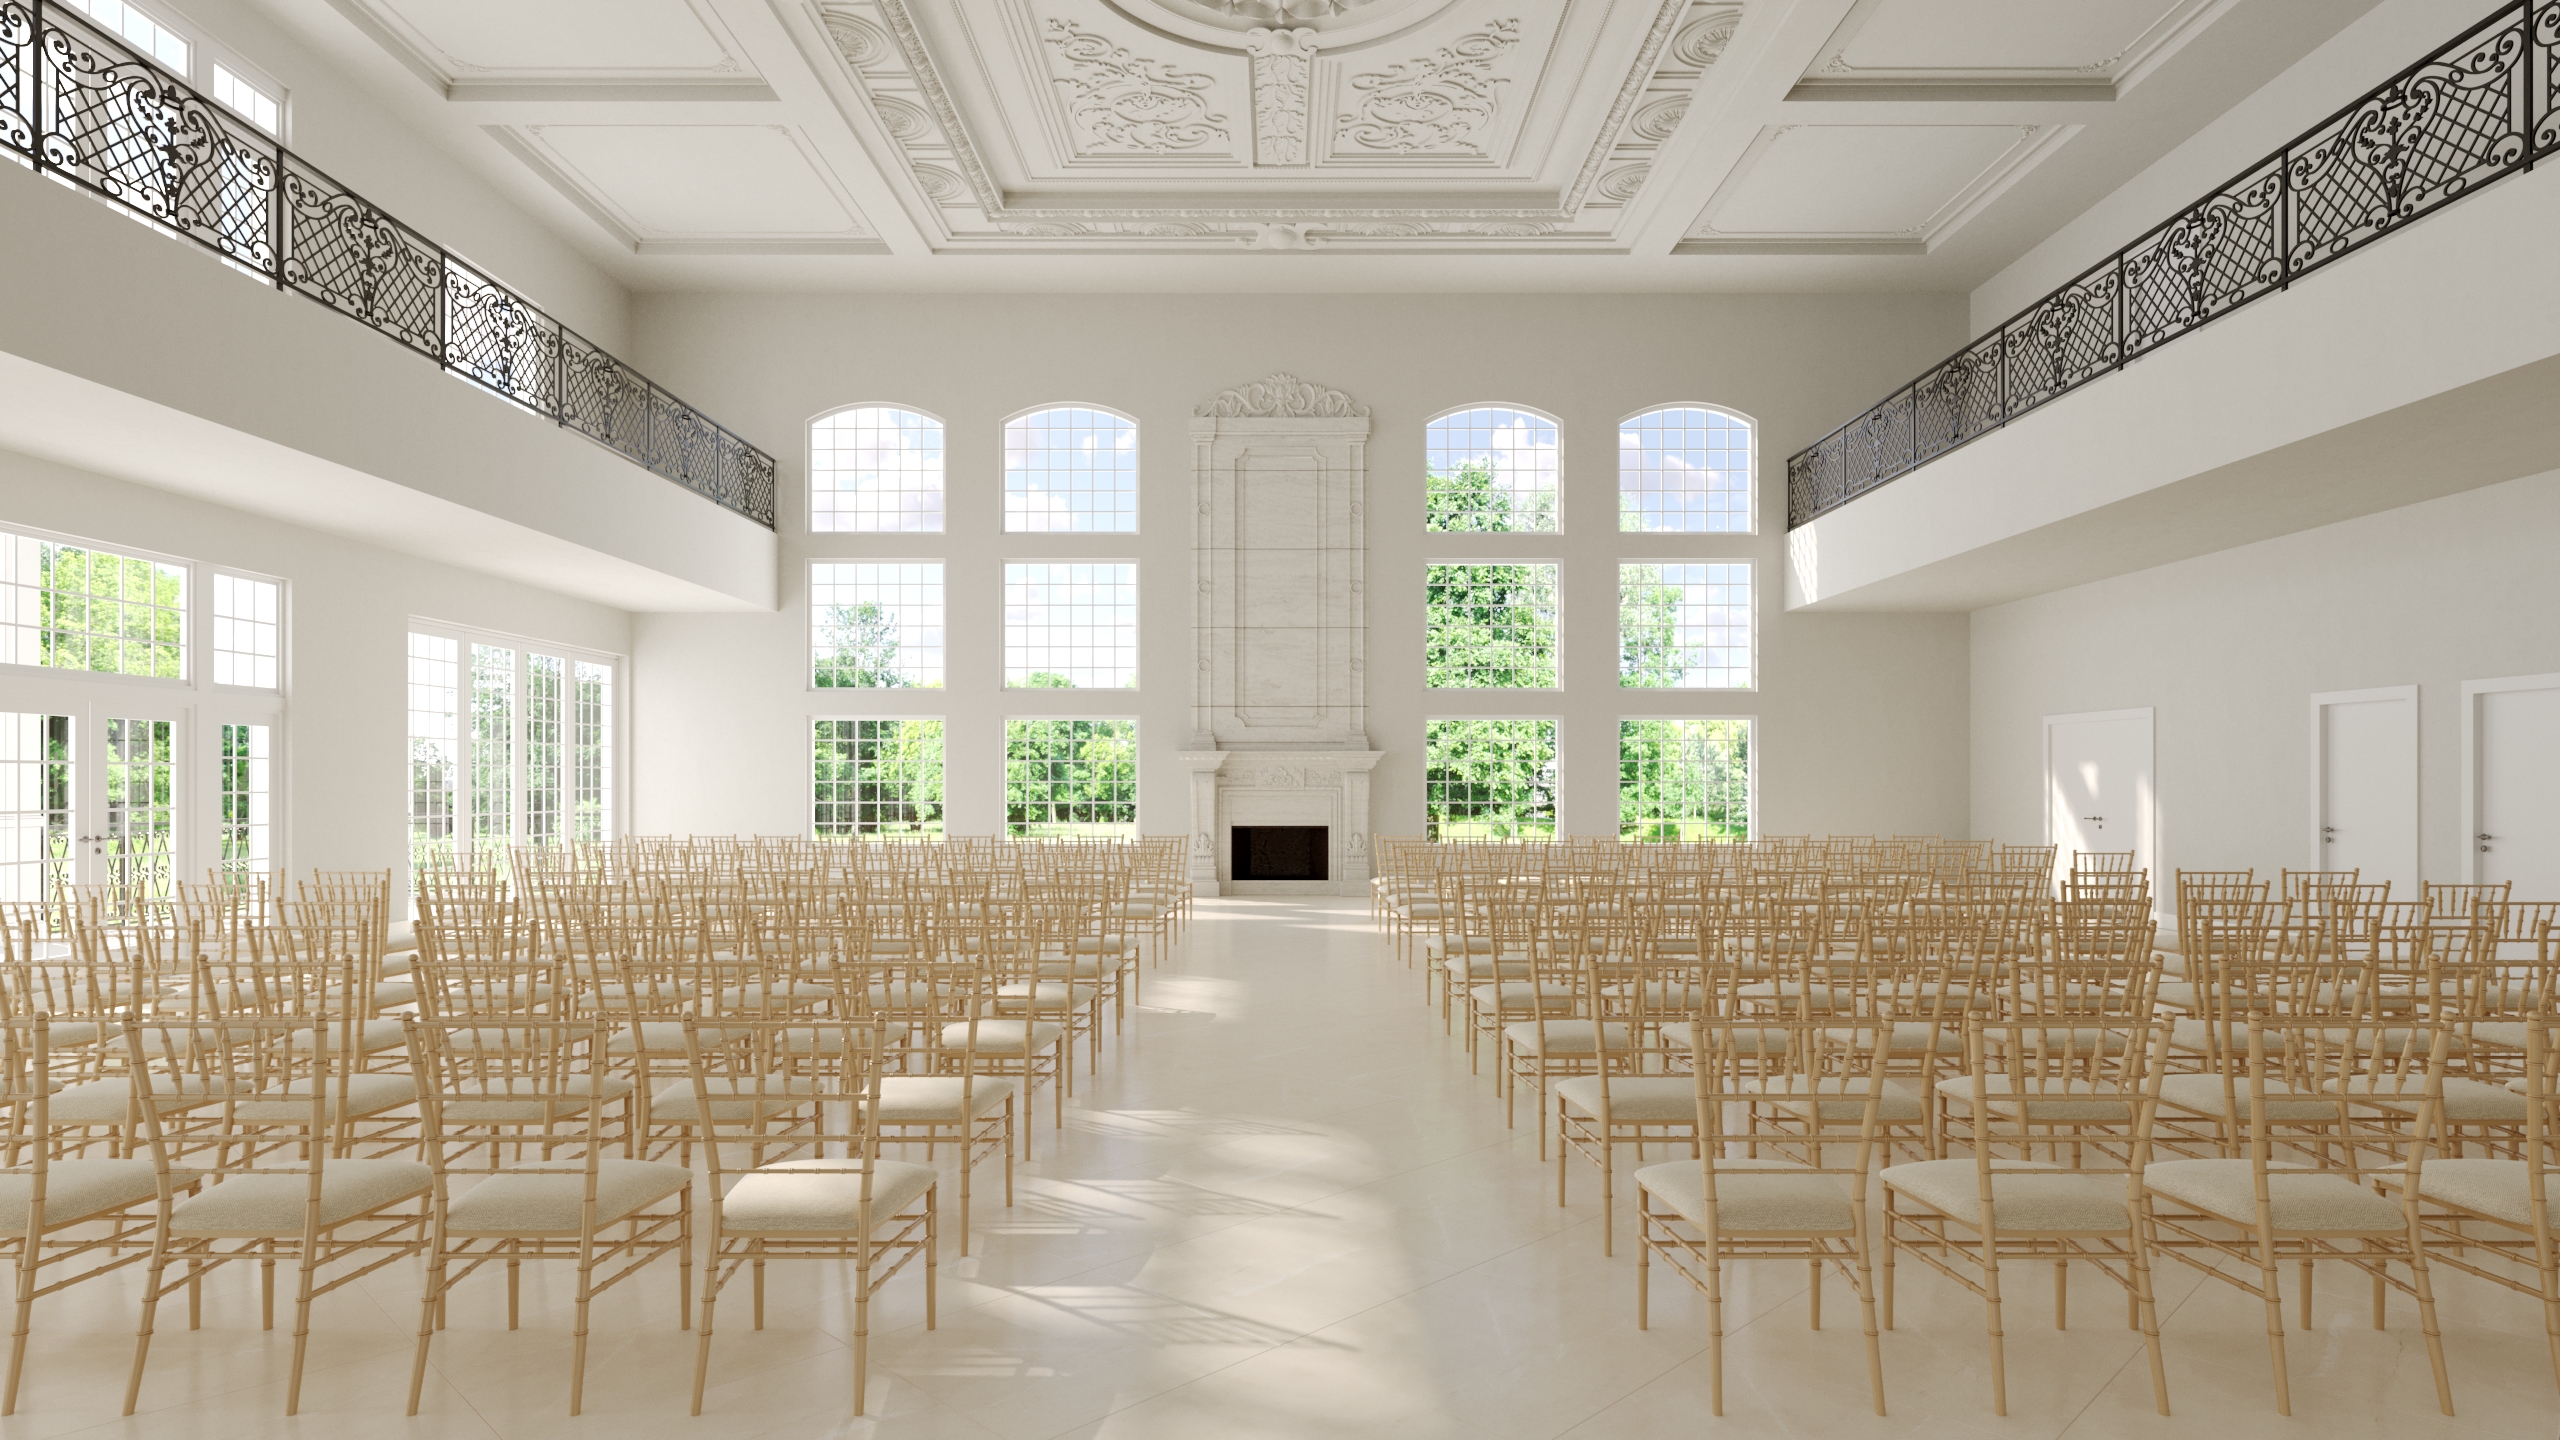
1426;406;1558;532
1619;405;1752;532
810;405;944;532
1003;406;1137;533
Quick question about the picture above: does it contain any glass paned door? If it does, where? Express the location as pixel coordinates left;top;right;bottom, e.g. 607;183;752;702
0;712;73;907
96;711;181;915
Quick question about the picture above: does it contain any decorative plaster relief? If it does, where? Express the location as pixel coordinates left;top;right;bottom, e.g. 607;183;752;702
1245;27;1317;165
1336;18;1521;154
1042;20;1231;154
1196;372;1369;417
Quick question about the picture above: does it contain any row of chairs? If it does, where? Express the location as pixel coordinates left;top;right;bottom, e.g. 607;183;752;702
0;838;1197;1416
1368;840;2560;1417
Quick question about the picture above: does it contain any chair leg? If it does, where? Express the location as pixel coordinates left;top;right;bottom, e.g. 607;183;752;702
2131;1230;2170;1416
2405;1243;2454;1416
285;1251;319;1416
2257;1250;2291;1415
1707;1248;1726;1417
123;1250;170;1404
691;1262;720;1416
2055;1260;2068;1330
1982;1228;2008;1416
1636;1210;1650;1331
6;1248;35;1414
569;1243;596;1416
1854;1245;1886;1417
407;1257;441;1416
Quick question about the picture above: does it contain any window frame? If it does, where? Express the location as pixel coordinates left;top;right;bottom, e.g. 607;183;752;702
809;715;948;840
1423;402;1564;535
1616;715;1755;844
999;403;1142;536
807;402;948;536
1002;559;1141;691
1001;715;1140;839
808;559;946;690
1617;559;1755;692
1423;558;1561;691
405;618;624;873
1421;716;1560;841
1617;402;1757;536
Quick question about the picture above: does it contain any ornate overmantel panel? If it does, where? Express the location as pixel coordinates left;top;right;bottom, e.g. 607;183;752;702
1191;373;1370;751
1185;373;1378;896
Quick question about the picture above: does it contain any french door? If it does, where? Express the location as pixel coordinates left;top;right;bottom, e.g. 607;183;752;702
0;691;277;914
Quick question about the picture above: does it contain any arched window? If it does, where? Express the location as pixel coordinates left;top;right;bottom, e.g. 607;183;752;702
1425;406;1558;532
1003;405;1137;533
810;405;944;533
1619;405;1752;532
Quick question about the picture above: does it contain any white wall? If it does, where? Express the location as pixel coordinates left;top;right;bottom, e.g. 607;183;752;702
0;448;632;875
1970;466;2560;879
625;291;1973;842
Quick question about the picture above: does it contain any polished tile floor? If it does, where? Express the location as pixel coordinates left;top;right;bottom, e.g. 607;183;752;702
9;898;2558;1439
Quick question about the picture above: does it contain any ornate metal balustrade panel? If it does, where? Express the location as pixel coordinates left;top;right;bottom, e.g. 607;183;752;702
1787;0;2558;530
0;0;774;529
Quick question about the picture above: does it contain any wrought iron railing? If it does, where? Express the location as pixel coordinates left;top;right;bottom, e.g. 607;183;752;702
0;0;776;528
1786;0;2558;530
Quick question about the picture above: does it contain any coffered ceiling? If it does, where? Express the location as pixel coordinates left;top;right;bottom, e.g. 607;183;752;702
270;0;2383;289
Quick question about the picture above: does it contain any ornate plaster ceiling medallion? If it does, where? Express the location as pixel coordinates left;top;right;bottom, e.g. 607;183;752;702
1122;0;1456;45
813;0;1737;247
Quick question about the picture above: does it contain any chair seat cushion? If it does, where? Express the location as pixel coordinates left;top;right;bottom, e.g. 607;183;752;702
649;1076;820;1123
2326;1075;2525;1122
1502;1022;1632;1055
0;1159;182;1229
2143;1159;2408;1232
1934;1075;2131;1123
1826;1022;1961;1055
607;1022;748;1055
446;1159;691;1233
47;1074;238;1124
1659;1023;1790;1054
2405;1158;2534;1226
1635;1158;1854;1233
288;1019;410;1054
718;983;837;1007
719;1159;936;1232
171;1159;430;1236
942;1020;1064;1056
876;1076;1016;1123
1554;1076;1696;1123
995;982;1100;1007
436;1074;636;1123
2154;1073;2341;1122
1881;1158;2130;1232
1467;982;1576;1011
234;1073;419;1122
1743;1076;1925;1124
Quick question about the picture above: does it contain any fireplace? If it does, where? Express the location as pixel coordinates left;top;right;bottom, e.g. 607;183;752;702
1232;825;1329;881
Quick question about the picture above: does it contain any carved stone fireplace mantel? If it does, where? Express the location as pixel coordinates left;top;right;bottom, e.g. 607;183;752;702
1186;373;1376;897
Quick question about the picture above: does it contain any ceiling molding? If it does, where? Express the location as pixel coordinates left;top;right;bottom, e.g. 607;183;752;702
492;122;881;254
443;80;780;103
325;0;767;96
1786;0;2234;102
1678;121;2074;253
804;0;1737;249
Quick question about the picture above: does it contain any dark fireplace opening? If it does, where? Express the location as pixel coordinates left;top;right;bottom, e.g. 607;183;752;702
1232;825;1329;882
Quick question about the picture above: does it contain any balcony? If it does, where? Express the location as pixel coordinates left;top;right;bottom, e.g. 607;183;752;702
1785;0;2560;534
0;0;775;530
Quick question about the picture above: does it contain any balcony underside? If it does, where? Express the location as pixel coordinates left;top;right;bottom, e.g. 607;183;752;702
0;159;775;614
1786;163;2560;614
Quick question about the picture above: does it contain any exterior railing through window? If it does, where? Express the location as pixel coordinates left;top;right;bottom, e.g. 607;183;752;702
0;0;777;529
1785;0;2558;530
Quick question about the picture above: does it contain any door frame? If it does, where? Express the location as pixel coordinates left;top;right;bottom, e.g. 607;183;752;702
2308;684;2418;880
2460;672;2560;884
2042;707;2158;902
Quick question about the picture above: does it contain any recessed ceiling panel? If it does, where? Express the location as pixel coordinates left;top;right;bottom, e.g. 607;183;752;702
1842;0;2186;71
350;0;747;81
519;125;873;248
1693;124;2053;246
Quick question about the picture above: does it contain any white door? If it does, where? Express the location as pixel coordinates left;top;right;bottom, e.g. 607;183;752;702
0;701;189;914
2468;676;2560;893
2044;708;2156;885
2312;687;2418;894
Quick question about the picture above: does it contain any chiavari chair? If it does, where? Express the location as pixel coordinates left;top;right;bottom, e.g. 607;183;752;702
404;1016;689;1415
2;1017;200;1415
682;1016;933;1416
2132;1017;2455;1417
1634;1016;1893;1417
1881;1017;2173;1416
122;1014;434;1416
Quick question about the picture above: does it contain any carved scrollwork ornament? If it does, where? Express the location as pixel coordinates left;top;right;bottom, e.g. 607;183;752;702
1196;373;1368;417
